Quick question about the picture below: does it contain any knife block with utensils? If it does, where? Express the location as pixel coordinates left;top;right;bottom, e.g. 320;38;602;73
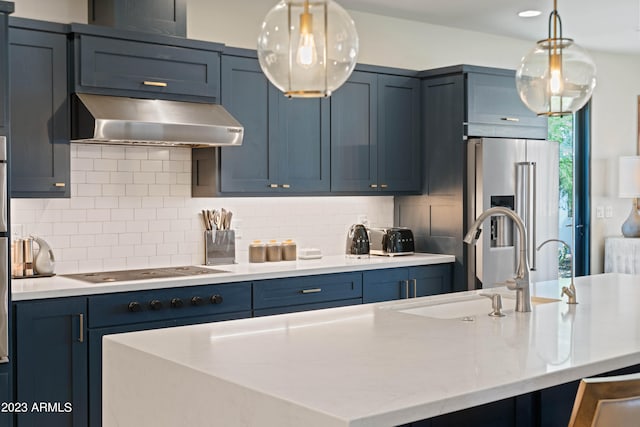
204;230;235;265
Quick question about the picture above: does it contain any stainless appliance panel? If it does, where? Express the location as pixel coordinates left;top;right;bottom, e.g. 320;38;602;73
471;138;526;288
526;139;560;282
0;237;7;363
468;138;559;289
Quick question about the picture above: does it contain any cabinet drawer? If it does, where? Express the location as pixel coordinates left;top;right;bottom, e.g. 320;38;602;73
77;35;220;100
88;282;251;328
253;273;362;309
254;299;362;317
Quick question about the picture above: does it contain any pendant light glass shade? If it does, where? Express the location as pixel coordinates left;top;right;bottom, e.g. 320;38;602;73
257;0;359;98
515;2;596;116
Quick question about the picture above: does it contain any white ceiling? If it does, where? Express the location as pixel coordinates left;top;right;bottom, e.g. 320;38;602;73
339;0;640;55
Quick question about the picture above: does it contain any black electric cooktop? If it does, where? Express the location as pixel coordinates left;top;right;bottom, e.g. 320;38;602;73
62;266;228;284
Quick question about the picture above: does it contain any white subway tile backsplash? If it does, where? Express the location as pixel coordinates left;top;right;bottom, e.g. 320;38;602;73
125;147;148;160
87;209;111;222
86;171;110;184
133;173;156;185
101;146;125;160
11;144;394;273
141;160;163;172
93;159;117;171
110;172;134;184
118;159;141;172
111;209;134;222
88;246;111;260
76;184;102;197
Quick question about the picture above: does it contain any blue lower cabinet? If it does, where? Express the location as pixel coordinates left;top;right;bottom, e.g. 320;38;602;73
410;265;453;297
86;283;252;427
14;297;88;427
253;272;363;313
362;268;410;303
254;299;362;317
363;265;453;303
0;362;11;427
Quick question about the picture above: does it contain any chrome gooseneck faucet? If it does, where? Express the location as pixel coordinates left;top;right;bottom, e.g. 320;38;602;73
537;238;578;304
464;207;532;313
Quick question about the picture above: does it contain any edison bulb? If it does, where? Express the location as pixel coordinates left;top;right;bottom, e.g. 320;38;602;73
296;32;317;68
549;68;563;95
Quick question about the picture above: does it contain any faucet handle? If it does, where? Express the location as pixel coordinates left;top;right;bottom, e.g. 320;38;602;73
561;284;578;305
480;293;506;317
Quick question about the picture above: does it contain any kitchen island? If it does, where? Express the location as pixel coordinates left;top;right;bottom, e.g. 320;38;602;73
103;273;640;427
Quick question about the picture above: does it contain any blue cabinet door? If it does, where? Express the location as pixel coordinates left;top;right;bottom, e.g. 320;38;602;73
378;75;421;193
14;297;87;427
409;264;453;297
363;265;453;303
330;71;378;192
219;55;278;192
0;10;8;132
362;268;410;303
466;72;547;139
220;54;329;194
9;24;70;198
0;362;10;427
276;96;330;193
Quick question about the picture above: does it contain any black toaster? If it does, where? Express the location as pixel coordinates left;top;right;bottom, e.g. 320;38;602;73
368;227;415;256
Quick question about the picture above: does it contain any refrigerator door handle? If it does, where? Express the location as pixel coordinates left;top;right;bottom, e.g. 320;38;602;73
516;162;536;271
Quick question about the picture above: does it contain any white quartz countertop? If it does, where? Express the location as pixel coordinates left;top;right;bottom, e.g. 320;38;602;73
11;253;454;301
103;273;640;427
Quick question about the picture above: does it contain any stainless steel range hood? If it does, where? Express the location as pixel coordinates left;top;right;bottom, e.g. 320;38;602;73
71;93;243;147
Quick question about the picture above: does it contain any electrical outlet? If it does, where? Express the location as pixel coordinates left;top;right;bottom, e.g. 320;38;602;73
605;206;613;218
596;206;604;218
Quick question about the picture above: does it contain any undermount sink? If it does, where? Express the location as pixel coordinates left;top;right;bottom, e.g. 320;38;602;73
391;293;560;320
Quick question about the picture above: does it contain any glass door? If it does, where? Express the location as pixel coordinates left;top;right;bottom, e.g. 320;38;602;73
548;103;591;278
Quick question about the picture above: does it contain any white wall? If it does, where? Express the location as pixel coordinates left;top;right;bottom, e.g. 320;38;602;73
12;0;640;273
12;145;392;273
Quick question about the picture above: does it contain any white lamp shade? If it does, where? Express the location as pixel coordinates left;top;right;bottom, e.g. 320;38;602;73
618;156;640;198
257;0;359;98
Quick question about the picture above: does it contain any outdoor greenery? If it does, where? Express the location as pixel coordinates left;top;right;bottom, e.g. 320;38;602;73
548;115;574;278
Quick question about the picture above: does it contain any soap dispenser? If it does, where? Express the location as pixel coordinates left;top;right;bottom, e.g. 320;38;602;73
32;235;55;275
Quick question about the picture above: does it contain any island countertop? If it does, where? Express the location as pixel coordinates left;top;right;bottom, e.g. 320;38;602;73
11;253;454;300
103;273;640;426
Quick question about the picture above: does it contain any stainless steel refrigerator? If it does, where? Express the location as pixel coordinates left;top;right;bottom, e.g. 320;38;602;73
466;138;559;289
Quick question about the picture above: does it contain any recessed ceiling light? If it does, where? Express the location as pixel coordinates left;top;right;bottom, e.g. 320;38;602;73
518;10;542;18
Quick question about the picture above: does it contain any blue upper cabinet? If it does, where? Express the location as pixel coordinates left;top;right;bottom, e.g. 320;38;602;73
0;3;10;134
377;75;421;192
71;23;222;102
219;51;330;194
466;70;547;139
9;18;70;198
331;70;421;194
330;71;378;192
219;54;277;193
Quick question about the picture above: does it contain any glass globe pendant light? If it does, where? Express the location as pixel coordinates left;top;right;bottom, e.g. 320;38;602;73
515;0;596;116
257;0;359;98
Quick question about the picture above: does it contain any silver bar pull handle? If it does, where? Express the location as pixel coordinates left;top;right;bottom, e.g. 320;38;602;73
516;162;536;271
529;163;537;270
403;280;409;299
411;279;418;298
301;288;322;294
500;117;520;122
78;313;84;343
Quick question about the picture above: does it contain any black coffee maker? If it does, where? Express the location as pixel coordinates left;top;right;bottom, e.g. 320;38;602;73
346;224;370;258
